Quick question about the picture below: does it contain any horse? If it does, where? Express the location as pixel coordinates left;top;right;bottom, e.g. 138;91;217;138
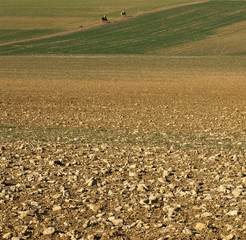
101;16;108;22
121;11;126;17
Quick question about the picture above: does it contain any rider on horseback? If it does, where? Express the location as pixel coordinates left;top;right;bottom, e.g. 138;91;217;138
121;10;126;16
101;14;107;21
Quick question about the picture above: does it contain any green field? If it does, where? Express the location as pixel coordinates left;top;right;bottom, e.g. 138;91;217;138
0;0;245;56
0;0;194;44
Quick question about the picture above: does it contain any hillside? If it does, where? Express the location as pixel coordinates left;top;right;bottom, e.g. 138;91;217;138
0;0;194;44
0;0;246;55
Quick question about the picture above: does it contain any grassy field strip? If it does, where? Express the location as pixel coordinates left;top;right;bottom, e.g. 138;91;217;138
0;0;196;44
1;125;245;153
160;20;246;55
0;0;196;29
0;0;208;46
1;55;246;59
0;1;245;55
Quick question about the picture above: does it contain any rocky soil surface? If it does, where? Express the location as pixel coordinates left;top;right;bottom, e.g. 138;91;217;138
1;142;246;239
0;66;246;239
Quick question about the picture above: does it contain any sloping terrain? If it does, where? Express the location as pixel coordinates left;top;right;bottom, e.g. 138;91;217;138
1;1;246;239
0;0;195;44
0;0;209;46
0;56;246;239
0;0;245;55
157;20;246;56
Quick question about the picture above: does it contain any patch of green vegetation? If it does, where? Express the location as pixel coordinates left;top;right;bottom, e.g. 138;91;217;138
0;0;194;42
0;0;194;18
1;125;245;153
0;30;61;44
1;1;245;55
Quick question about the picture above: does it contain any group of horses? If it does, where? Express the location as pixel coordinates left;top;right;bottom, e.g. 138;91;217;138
101;10;126;22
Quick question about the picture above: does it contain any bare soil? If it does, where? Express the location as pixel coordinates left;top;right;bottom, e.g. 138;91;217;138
0;56;246;239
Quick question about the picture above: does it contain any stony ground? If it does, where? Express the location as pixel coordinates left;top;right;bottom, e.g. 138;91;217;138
1;141;246;240
0;58;246;239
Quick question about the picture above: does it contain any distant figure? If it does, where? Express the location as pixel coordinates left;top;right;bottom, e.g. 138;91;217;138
101;15;108;21
121;10;126;17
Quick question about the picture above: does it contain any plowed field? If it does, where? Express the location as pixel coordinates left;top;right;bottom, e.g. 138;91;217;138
0;56;246;239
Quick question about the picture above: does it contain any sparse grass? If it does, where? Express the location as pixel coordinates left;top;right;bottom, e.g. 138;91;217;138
0;0;194;43
0;55;246;81
0;0;194;29
0;29;61;44
1;1;246;55
1;125;245;152
157;20;246;55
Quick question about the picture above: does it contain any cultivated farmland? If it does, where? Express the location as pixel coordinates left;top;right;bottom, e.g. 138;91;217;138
1;0;246;239
0;0;195;44
1;56;246;239
0;0;246;55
